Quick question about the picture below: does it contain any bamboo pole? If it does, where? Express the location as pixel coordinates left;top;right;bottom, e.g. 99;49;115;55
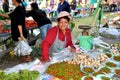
89;7;101;35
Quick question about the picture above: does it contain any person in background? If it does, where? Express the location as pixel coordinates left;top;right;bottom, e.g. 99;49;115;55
0;0;30;62
108;0;118;12
57;0;71;13
2;0;9;13
0;0;28;42
113;0;119;11
26;3;52;40
71;0;76;10
40;11;76;62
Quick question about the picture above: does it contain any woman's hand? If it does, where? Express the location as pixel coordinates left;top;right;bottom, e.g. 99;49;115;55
18;35;26;41
39;57;50;63
20;35;26;41
0;13;9;18
70;47;76;53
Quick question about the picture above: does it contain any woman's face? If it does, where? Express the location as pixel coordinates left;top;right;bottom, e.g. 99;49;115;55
12;0;16;5
58;18;69;31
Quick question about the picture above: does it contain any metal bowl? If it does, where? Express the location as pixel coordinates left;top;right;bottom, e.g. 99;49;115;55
78;25;91;30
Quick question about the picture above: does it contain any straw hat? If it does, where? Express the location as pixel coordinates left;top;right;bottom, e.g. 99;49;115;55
57;11;72;20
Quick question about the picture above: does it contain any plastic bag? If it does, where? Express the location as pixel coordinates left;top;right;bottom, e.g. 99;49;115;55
14;40;32;56
93;37;110;50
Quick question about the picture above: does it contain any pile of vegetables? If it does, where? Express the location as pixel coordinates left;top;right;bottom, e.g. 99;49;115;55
84;76;94;80
46;62;86;80
25;20;38;29
101;76;110;80
99;67;111;74
82;67;94;74
105;62;117;68
114;69;120;76
99;33;116;39
115;42;120;50
110;43;120;55
67;52;109;69
113;56;120;61
105;53;112;58
0;69;39;80
0;22;11;34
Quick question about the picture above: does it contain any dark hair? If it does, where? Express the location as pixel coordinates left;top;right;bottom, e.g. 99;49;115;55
57;16;70;22
6;0;9;3
105;0;107;2
16;0;25;11
31;3;39;10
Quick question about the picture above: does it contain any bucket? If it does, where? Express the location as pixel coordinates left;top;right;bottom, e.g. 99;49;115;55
78;36;93;50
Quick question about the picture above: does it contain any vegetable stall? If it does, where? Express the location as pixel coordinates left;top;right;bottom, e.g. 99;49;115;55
1;42;120;80
0;19;39;59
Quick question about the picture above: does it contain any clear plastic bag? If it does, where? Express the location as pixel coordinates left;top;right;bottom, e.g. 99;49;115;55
14;40;32;56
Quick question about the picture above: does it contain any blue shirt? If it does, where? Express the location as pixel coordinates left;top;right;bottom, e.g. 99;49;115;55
57;1;71;13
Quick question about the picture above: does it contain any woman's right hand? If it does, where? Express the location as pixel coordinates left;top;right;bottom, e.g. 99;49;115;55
0;13;9;18
70;47;76;53
18;35;26;41
20;35;26;41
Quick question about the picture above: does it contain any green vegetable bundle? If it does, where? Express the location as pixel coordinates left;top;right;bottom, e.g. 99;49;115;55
0;70;39;80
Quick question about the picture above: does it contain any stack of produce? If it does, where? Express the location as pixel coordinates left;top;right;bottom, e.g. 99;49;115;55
46;62;86;80
0;69;39;80
110;44;120;56
82;76;94;80
67;52;109;69
99;33;116;39
114;69;120;76
113;55;120;62
105;62;117;68
0;23;3;33
25;20;38;29
0;23;11;33
115;42;120;50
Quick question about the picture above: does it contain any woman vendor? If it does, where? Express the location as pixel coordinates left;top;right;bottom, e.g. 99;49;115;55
40;11;76;62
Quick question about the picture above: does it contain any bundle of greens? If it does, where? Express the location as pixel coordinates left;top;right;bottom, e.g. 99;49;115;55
0;69;39;80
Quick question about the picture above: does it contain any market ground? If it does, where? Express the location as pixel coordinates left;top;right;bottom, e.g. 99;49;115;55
0;12;120;70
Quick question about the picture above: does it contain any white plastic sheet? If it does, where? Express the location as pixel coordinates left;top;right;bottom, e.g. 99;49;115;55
50;48;74;63
4;58;40;74
30;62;51;75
